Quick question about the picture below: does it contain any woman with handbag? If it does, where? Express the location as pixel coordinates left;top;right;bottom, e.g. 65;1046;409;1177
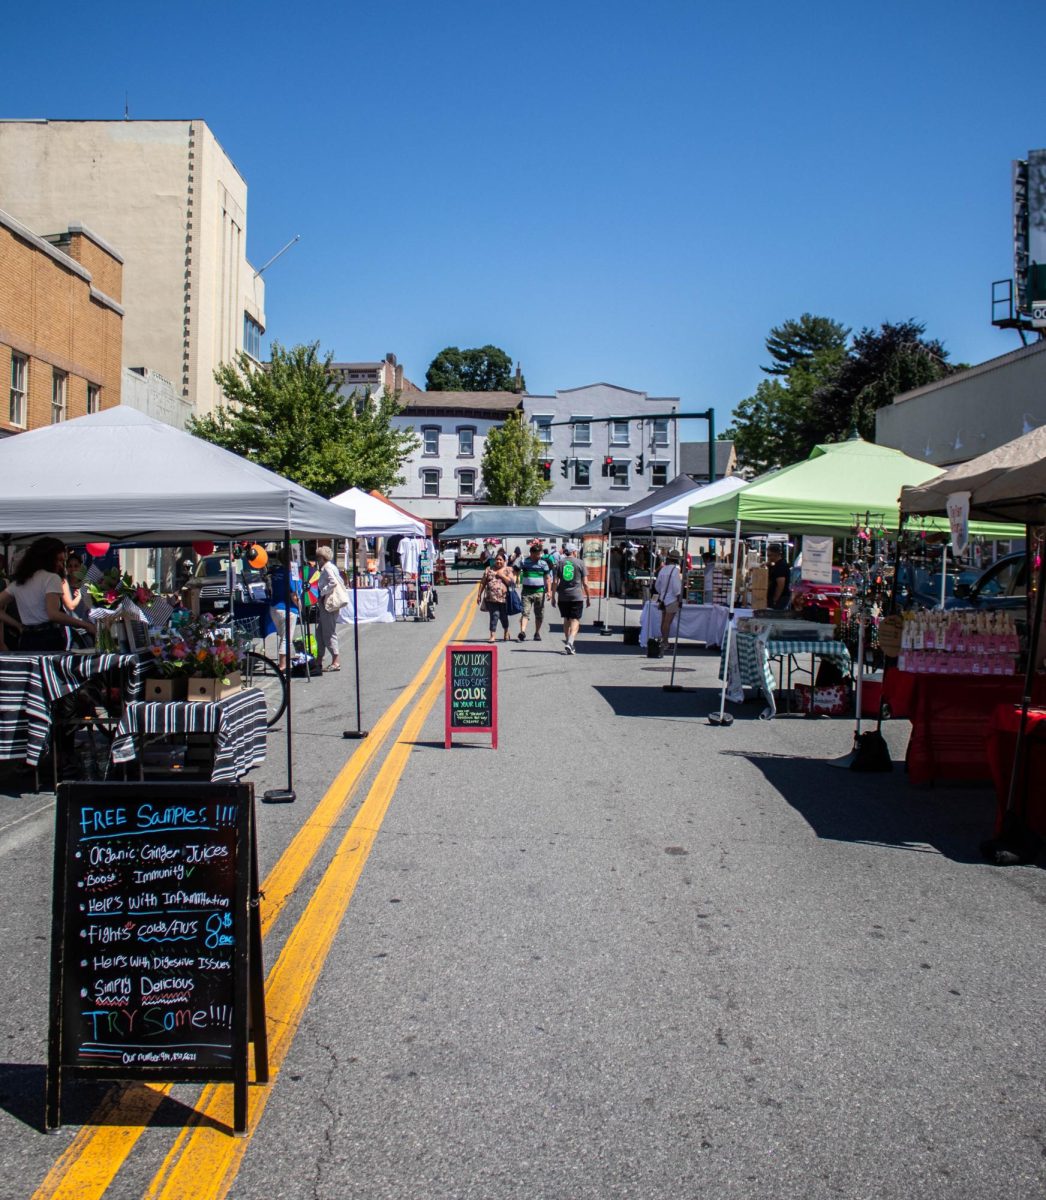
476;552;515;643
315;545;345;672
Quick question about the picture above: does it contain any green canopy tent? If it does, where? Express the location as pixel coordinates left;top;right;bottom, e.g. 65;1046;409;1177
687;437;1019;724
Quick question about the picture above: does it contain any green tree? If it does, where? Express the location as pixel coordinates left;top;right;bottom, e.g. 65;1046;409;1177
189;342;419;497
426;345;523;392
762;313;850;376
808;320;953;443
480;412;553;505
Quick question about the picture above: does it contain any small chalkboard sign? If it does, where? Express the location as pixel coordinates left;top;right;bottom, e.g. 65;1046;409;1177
445;644;498;749
46;782;268;1135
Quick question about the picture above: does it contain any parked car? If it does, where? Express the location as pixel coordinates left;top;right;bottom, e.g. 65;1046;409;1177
192;554;268;616
949;552;1027;611
896;563;981;610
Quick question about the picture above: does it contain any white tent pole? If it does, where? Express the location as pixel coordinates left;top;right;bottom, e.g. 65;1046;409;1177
713;518;742;722
939;545;948;610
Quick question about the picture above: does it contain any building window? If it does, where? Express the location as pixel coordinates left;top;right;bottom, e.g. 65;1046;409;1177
51;370;67;424
573;459;591;487
652;417;670;446
571;416;591;446
610;459;630;488
610;419;630;446
457;427;475;456
9;354;27;427
458;469;476;497
533;415;553;445
87;384;101;415
243;314;264;360
651;462;669;487
422;468;440;497
422;427;440;455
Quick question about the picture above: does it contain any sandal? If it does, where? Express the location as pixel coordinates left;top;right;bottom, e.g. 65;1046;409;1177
329;664;341;671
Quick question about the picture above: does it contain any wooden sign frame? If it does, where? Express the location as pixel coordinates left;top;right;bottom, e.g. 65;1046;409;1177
46;781;268;1136
445;644;498;749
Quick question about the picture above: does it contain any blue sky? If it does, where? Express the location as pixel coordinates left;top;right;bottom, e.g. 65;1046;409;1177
5;1;1042;442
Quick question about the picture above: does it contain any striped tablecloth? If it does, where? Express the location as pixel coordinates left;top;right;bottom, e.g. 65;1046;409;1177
0;651;149;766
718;635;851;719
110;688;268;782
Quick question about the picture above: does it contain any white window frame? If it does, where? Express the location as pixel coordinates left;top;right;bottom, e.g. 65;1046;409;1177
573;459;592;487
421;426;440;456
51;370;67;424
421;468;440;498
610;419;630;446
652;417;670;447
9;353;27;427
651;461;669;487
458;468;477;498
87;384;101;415
571;416;592;446
533;415;553;446
610;459;630;488
457;426;476;457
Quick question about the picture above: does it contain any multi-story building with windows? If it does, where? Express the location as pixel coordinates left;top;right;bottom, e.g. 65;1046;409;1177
0;208;123;437
0;119;265;416
329;353;419;402
388;391;524;532
523;383;680;517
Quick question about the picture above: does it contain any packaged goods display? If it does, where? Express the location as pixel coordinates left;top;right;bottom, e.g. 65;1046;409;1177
712;565;731;606
748;565;768;610
898;610;1020;675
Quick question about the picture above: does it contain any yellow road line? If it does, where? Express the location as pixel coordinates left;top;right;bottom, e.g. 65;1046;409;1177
31;592;476;1200
144;661;456;1199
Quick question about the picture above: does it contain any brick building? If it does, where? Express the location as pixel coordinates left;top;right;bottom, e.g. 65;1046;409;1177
0;208;123;436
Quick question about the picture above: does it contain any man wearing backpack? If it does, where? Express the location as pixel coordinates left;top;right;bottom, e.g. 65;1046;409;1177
553;543;590;655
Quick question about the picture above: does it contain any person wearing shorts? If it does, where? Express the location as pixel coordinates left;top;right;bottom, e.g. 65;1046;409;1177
652;549;683;657
553;544;590;655
516;542;552;641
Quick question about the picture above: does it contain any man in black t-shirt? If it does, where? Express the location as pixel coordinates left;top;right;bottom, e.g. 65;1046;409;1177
767;545;791;610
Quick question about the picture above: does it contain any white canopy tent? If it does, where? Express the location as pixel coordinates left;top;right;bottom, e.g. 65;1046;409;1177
328;487;424;537
623;475;747;532
0;406;356;542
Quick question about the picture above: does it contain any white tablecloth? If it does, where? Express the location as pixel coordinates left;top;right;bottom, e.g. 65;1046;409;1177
639;603;752;649
334;586;403;625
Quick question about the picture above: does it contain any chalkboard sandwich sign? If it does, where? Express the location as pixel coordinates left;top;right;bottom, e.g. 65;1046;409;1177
445;644;498;749
46;781;268;1135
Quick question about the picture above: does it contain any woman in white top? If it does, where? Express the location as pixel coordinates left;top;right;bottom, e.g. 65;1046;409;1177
314;545;343;671
0;537;96;652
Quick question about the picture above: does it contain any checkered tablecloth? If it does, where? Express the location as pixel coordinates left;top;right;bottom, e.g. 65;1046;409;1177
718;635;850;719
0;651;149;766
110;688;267;782
765;639;852;662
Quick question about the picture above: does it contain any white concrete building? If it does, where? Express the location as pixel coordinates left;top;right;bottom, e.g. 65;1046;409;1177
389;391;524;531
0;118;265;416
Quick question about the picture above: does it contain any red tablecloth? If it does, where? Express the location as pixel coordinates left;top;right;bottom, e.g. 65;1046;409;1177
986;704;1046;839
882;671;1046;786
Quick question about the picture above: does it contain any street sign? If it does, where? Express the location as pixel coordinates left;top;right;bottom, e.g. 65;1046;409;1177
445;644;498;749
46;782;268;1134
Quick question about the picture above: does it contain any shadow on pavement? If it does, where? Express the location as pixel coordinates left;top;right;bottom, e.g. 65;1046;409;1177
718;750;1015;864
594;684;768;722
0;1065;224;1133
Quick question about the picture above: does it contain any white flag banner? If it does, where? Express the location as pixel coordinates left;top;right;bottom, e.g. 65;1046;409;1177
946;491;971;556
801;535;834;584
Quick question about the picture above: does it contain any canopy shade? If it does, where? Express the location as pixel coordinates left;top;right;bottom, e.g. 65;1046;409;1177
329;487;425;537
900;425;1046;525
0;406;356;542
604;474;698;532
625;474;747;532
686;437;1019;538
438;507;573;540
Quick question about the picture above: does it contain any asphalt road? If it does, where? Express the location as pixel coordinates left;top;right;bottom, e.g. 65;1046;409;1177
1;587;1044;1200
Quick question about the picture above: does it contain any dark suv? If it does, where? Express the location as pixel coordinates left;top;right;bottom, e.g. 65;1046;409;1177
193;554;269;616
949;553;1026;611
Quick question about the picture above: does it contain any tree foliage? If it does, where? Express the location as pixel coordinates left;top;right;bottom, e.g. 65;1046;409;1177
425;345;523;392
480;412;553;506
724;316;954;473
189;342;419;497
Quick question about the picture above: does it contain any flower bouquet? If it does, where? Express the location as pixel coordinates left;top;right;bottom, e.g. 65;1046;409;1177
159;614;248;702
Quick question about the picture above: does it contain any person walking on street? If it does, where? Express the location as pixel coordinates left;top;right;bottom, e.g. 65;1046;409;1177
652;549;684;657
553;543;590;655
314;545;343;672
516;541;552;642
477;551;515;643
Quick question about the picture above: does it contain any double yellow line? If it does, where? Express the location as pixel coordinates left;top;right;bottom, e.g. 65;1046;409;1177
34;589;478;1200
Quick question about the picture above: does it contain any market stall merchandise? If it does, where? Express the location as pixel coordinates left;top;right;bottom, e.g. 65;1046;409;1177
986;705;1046;842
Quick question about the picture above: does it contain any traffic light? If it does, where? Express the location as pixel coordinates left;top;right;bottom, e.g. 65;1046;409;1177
602;456;613;477
560;458;570;479
635;454;644;473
